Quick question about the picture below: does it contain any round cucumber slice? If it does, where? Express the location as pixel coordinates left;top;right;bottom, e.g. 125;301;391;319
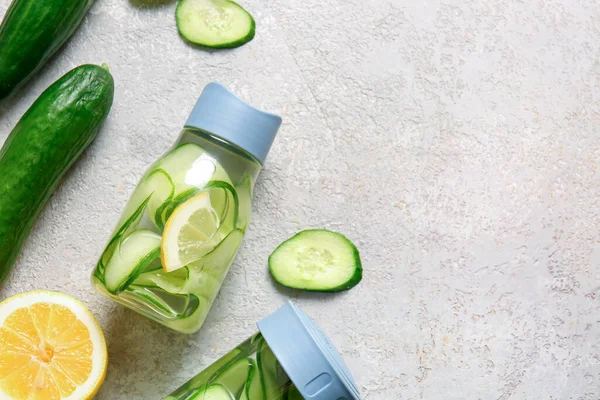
176;0;255;49
269;229;363;292
104;230;161;294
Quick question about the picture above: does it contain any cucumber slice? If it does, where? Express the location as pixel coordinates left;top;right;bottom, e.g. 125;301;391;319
115;169;174;231
126;285;202;319
268;230;362;292
176;0;255;49
145;169;175;229
212;358;253;397
195;229;244;280
189;384;234;400
134;266;190;293
258;339;281;398
104;230;161;293
240;358;263;400
155;143;232;196
100;194;151;268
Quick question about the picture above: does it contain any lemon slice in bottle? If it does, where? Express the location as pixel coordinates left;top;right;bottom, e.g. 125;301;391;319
161;191;222;272
0;291;107;400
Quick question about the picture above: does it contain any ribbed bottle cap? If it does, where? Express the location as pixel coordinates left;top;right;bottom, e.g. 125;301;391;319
257;302;360;400
185;83;282;164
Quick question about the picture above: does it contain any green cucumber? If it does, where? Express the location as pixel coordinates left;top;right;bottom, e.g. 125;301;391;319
176;0;255;49
104;230;161;294
0;0;95;99
189;384;234;400
0;64;113;283
269;230;362;292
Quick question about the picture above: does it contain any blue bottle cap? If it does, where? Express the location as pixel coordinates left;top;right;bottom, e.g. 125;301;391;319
185;83;282;165
257;302;361;400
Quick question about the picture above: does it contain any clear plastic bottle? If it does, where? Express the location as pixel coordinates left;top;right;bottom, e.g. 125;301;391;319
91;83;282;334
164;302;361;400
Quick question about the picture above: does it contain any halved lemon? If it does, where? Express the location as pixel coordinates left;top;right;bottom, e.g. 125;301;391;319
0;291;108;400
161;191;221;272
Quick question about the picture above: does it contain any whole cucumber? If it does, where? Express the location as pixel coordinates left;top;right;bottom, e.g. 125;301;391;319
0;0;94;99
0;64;114;283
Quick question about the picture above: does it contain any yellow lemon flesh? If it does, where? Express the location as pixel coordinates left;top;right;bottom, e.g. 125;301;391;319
0;291;107;400
161;191;222;272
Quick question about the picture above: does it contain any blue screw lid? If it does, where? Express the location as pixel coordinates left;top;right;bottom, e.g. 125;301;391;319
257;302;360;400
184;83;282;165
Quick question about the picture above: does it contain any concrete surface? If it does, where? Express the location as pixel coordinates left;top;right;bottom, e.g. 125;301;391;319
0;0;599;398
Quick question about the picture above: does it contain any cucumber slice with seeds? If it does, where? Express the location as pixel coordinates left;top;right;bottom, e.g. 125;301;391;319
176;0;255;49
269;229;362;292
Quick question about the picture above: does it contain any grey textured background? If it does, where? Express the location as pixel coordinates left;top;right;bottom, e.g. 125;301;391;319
1;0;599;398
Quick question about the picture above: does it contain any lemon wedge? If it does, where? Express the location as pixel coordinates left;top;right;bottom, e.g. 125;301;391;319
161;191;221;272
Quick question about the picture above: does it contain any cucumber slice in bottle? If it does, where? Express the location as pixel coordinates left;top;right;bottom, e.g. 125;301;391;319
176;0;255;49
134;266;190;293
269;229;363;292
125;285;202;319
100;195;152;268
104;230;161;293
145;169;175;229
155;143;233;196
212;358;253;397
173;347;243;397
188;384;234;400
196;229;244;280
257;339;281;398
240;358;263;400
